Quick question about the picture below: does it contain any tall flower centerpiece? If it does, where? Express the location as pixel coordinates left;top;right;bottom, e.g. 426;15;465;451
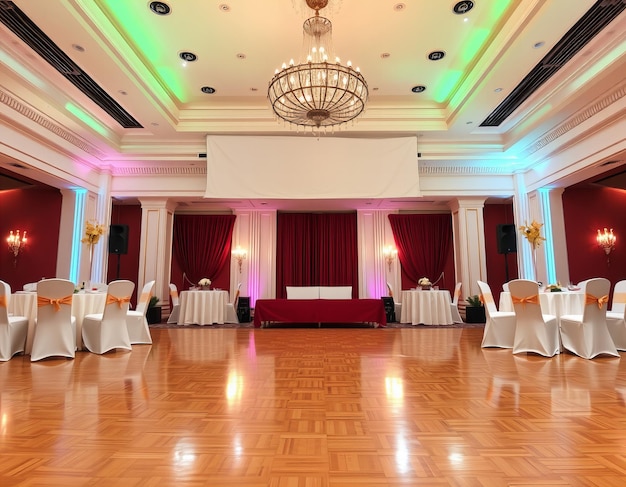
81;220;105;283
519;220;545;280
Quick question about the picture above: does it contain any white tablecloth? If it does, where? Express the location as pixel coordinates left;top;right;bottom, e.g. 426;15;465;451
399;289;454;325
178;290;228;325
499;291;585;321
10;291;107;353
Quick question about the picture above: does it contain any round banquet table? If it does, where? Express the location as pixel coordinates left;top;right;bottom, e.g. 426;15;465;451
178;290;228;325
10;291;107;353
499;291;585;321
399;289;454;325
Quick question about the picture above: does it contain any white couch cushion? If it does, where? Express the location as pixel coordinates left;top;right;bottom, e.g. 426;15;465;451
319;286;352;299
286;286;320;299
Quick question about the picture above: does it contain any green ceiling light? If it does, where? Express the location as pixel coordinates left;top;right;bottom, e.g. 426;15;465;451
101;0;187;102
433;71;463;103
65;103;110;137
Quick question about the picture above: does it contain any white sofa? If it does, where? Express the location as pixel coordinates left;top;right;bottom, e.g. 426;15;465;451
286;286;352;300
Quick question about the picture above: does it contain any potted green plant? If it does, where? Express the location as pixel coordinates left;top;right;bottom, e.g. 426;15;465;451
146;295;161;324
465;295;486;323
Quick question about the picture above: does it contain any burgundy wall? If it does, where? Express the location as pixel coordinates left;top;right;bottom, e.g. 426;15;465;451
483;203;518;303
7;185;623;307
107;204;142;305
0;187;62;291
563;185;626;287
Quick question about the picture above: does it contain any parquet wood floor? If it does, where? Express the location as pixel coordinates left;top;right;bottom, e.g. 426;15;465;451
1;326;625;486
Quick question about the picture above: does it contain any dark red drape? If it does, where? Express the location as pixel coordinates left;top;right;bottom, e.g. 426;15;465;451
172;215;236;286
388;214;453;288
276;212;358;298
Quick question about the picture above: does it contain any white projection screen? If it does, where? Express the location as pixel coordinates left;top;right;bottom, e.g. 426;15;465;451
205;136;420;200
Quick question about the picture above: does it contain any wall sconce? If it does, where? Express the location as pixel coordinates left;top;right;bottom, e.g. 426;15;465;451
383;245;397;271
7;230;26;264
232;246;247;273
597;227;616;262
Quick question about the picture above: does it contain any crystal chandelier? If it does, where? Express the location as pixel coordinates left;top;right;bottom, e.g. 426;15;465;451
268;0;368;131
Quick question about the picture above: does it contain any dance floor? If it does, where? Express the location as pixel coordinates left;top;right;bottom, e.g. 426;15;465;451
1;326;625;485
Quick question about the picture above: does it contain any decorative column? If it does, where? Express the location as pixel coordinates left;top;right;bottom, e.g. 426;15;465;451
232;209;276;305
137;198;177;313
357;209;397;299
449;197;487;298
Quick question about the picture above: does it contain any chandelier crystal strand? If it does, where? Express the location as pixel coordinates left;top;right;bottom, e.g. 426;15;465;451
268;0;368;131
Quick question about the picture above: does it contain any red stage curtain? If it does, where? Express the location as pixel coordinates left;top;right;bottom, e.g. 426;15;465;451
172;215;236;286
388;214;452;288
276;212;358;298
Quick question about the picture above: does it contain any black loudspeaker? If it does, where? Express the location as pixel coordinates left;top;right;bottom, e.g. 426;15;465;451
108;224;129;255
496;223;517;254
381;297;396;323
237;297;251;323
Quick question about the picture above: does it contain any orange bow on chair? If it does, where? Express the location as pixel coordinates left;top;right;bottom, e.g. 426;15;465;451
106;294;131;308
37;295;73;311
0;296;7;308
585;293;609;309
511;294;540;306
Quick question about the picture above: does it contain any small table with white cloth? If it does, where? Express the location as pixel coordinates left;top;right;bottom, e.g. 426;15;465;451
400;289;454;325
9;290;107;353
177;290;228;325
499;291;586;324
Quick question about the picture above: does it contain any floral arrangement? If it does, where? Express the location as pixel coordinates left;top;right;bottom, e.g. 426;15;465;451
418;277;431;286
81;220;105;245
198;278;212;287
519;220;546;248
546;282;563;292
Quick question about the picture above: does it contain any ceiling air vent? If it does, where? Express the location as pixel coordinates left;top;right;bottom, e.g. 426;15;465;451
480;0;626;127
0;1;143;129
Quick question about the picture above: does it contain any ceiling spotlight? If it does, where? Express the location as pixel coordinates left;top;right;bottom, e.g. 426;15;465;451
201;86;216;94
453;1;474;15
149;1;171;15
428;51;446;61
411;86;426;93
179;52;197;62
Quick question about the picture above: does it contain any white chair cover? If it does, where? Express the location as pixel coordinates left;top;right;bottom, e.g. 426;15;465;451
30;278;77;361
0;280;28;361
477;280;516;348
560;277;619;359
606;281;626;350
450;282;463;323
126;280;155;344
225;282;241;324
82;280;134;354
166;283;181;324
508;279;560;357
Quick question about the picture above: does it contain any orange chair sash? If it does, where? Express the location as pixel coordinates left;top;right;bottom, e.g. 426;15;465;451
480;293;493;305
139;292;151;304
37;295;73;311
585;293;609;309
511;294;540;306
106;294;131;308
0;295;7;308
170;289;178;299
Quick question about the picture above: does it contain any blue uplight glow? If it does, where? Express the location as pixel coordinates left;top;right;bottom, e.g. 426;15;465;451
69;189;87;284
539;189;557;284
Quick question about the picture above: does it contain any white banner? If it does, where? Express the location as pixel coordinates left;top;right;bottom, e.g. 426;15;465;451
205;136;420;200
